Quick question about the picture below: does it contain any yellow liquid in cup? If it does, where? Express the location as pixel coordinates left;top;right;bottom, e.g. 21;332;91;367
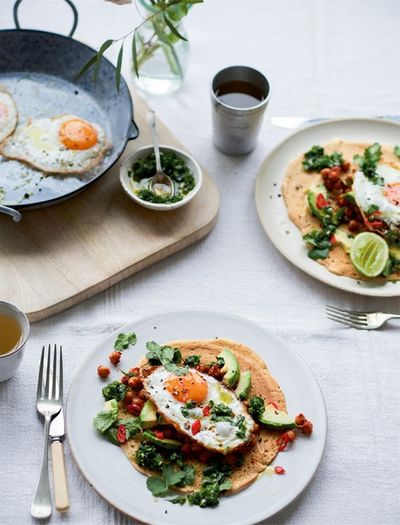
0;313;22;356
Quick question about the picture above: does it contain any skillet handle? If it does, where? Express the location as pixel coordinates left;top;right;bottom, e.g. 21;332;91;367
0;205;22;223
13;0;78;37
127;119;139;141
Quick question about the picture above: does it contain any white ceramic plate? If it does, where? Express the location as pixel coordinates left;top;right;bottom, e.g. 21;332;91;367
256;118;400;296
66;310;326;525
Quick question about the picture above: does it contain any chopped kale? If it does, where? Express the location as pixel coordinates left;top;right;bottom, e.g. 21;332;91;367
249;396;265;420
184;355;201;367
136;442;163;472
102;381;128;402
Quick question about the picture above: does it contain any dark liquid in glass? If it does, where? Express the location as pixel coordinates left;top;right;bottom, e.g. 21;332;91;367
216;80;264;108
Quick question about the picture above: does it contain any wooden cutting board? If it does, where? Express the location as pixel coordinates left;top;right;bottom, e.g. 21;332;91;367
0;94;219;322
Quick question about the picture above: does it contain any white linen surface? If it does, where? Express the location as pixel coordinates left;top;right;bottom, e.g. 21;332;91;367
0;0;400;524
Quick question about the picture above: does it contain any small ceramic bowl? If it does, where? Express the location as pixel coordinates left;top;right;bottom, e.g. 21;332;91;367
120;145;203;211
0;301;30;382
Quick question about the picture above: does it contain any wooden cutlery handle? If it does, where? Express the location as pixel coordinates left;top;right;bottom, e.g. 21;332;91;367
51;441;69;512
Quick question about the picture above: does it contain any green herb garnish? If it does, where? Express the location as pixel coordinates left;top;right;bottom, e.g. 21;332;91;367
184;355;201;367
235;415;247;439
302;145;343;172
102;380;128;402
248;396;265;420
136;442;164;472
93;399;118;434
130;151;196;204
146;341;188;376
181;400;196;417
210;403;234;422
303;230;332;260
394;145;400;159
354;143;383;185
147;463;196;497
114;332;137;351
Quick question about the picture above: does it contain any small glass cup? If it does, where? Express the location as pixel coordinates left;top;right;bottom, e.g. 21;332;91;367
0;301;30;382
210;65;271;155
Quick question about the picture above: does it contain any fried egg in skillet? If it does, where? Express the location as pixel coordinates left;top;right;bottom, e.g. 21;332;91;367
0;85;17;143
0;114;110;174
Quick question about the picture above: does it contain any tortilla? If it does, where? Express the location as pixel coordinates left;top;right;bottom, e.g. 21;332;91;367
282;140;400;280
120;338;286;494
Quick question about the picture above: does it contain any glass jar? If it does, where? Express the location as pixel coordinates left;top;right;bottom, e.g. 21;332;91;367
133;0;190;95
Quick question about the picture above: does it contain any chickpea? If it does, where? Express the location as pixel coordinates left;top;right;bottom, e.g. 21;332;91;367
348;220;360;233
131;396;145;409
128;377;143;390
123;390;134;405
138;389;149;400
129;367;140;377
109;351;121;365
126;403;142;416
121;375;129;385
97;365;110;378
341;161;351;173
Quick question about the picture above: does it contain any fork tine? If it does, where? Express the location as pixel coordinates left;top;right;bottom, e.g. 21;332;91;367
326;313;360;328
44;344;51;399
37;346;45;400
326;306;368;323
326;305;368;319
52;345;58;400
59;345;63;400
326;309;369;326
327;312;367;328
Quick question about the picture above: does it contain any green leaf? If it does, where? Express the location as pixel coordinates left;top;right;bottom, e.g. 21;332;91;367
132;32;139;78
76;53;98;79
93;399;118;434
162;464;186;487
163;13;188;41
95;39;114;80
114;332;137;351
102;380;127;401
394;145;400;159
115;42;124;92
147;476;169;497
105;427;120;446
115;416;142;438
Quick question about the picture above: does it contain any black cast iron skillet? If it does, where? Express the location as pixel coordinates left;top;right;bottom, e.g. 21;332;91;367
0;0;139;221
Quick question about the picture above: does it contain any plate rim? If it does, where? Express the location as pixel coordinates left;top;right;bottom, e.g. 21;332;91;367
65;309;327;525
255;117;400;297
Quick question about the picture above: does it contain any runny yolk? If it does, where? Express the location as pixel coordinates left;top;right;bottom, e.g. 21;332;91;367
59;118;98;150
384;182;400;207
0;103;8;121
165;371;208;403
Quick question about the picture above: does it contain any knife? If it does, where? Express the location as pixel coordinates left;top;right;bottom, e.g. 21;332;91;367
49;409;69;512
271;115;400;129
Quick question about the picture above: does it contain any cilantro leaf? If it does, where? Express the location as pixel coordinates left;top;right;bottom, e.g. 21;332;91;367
115;417;142;439
145;341;188;376
114;332;137;351
93;399;118;434
354;143;383;184
184;355;201;367
147;476;169;497
394;145;400;159
302;145;343;172
102;380;127;401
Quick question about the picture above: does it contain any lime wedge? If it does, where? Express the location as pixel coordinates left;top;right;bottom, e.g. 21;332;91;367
350;232;389;278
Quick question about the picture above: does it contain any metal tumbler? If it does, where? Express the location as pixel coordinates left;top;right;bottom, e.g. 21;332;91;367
210;66;270;155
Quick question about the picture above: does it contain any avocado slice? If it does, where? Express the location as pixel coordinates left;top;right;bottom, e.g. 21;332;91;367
142;430;181;449
307;184;329;221
258;404;296;430
334;227;354;254
140;400;158;429
217;348;240;388
235;370;251;400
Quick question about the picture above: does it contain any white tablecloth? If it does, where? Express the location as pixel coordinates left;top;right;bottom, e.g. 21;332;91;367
1;0;400;523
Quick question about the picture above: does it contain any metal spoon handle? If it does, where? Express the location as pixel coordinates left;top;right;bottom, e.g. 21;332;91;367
0;205;22;222
147;110;163;174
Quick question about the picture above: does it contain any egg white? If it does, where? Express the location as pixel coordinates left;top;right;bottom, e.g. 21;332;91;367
0;85;17;143
353;165;400;226
143;367;255;454
0;114;110;174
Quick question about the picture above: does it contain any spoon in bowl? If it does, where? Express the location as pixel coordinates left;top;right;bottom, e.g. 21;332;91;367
147;110;175;197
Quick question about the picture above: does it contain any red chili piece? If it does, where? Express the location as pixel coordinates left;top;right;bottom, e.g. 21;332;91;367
268;401;279;410
316;193;328;209
330;234;336;244
191;419;201;435
202;405;211;416
275;466;286;475
154;430;165;440
276;429;296;451
117;424;127;444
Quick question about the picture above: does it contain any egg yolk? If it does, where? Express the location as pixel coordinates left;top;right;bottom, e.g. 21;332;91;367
0;103;8;121
165;371;208;403
384;182;400;207
59;119;98;150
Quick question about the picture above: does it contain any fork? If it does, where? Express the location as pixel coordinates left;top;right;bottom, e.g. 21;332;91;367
31;345;63;519
326;305;400;330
